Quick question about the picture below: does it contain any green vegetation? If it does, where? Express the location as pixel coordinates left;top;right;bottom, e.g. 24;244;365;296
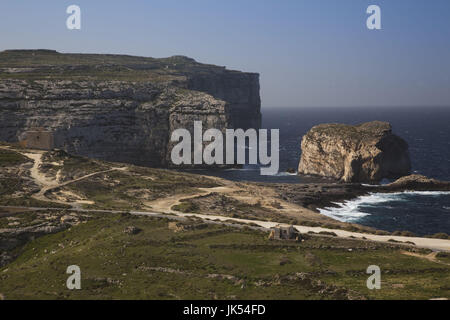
41;150;110;182
392;231;417;237
0;178;22;196
436;252;450;265
318;231;338;237
0;144;448;300
0;213;448;300
0;50;226;82
424;233;450;240
0;149;31;197
0;197;70;208
172;193;301;224
65;167;219;210
0;149;29;167
172;202;200;213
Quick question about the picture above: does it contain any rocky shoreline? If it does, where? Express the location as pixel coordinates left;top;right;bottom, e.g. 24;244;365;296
266;174;450;212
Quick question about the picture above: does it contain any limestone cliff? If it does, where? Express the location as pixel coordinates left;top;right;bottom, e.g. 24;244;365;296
0;50;261;167
298;121;411;183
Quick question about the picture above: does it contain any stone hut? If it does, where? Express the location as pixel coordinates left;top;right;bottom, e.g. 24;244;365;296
19;128;54;150
269;224;301;241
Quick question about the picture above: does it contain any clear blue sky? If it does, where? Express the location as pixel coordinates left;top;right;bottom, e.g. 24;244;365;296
1;0;450;108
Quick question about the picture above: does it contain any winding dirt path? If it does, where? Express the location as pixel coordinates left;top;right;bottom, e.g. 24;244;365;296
34;166;127;202
401;250;450;266
146;186;238;213
24;152;59;188
142;185;450;252
2;203;450;251
22;151;127;205
3;147;449;252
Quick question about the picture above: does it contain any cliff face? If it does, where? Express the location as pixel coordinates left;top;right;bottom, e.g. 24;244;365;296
298;121;411;183
187;71;261;130
0;50;261;167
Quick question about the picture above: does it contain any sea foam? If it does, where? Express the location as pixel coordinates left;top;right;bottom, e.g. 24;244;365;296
318;191;450;222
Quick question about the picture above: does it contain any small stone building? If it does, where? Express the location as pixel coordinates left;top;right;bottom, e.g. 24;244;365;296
269;224;301;241
19;128;54;150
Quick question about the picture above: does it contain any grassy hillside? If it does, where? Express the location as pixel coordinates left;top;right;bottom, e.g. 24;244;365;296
0;149;29;167
0;145;448;300
0;49;234;82
0;212;448;300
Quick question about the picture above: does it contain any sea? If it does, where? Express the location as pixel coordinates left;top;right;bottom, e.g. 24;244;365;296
186;106;450;236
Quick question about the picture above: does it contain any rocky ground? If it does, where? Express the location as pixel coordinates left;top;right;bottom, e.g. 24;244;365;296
0;143;449;299
0;208;91;267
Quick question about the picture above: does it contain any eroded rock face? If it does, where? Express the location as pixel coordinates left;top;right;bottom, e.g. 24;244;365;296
0;51;261;167
298;121;411;183
385;174;450;191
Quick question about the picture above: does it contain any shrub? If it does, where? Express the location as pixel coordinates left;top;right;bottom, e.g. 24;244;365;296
428;233;449;239
0;149;29;167
299;221;321;227
319;231;338;237
392;231;416;237
344;225;361;232
171;201;199;213
400;231;416;237
270;201;283;209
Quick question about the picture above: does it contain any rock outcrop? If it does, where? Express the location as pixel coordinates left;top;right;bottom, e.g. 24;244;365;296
298;121;411;183
0;50;261;167
384;174;450;192
0;210;89;267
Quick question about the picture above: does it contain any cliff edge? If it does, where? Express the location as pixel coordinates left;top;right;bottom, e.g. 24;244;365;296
298;121;411;183
0;50;261;167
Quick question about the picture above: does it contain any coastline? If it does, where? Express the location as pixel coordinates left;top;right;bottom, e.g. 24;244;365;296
1;145;449;252
1;144;450;300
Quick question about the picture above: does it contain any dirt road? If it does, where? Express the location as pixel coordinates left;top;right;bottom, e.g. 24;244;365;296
3;148;450;252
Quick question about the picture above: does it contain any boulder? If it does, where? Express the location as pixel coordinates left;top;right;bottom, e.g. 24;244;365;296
123;226;142;235
298;121;411;183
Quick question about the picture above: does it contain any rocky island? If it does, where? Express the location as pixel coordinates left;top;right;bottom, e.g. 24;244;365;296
0;49;261;167
298;121;411;183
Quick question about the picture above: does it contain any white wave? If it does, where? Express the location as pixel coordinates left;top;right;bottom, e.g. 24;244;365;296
274;171;298;177
224;167;259;171
318;191;450;223
401;190;450;196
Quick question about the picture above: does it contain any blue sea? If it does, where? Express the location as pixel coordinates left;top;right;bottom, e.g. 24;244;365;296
188;106;450;235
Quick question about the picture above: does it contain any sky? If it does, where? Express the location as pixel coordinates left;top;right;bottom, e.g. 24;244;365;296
1;0;450;108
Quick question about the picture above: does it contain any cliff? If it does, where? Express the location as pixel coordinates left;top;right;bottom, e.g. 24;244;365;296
298;121;411;183
0;50;261;167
